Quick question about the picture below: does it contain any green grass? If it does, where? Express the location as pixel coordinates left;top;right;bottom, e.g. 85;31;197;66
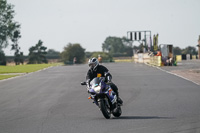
0;63;60;74
0;63;62;80
0;75;19;80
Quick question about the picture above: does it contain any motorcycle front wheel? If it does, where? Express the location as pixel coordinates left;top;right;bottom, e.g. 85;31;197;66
112;106;122;117
100;99;111;119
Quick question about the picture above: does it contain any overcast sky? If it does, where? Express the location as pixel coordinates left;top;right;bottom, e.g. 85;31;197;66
5;0;200;55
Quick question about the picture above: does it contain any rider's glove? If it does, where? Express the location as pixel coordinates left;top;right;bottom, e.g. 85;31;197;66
86;80;90;93
106;75;112;83
104;72;112;83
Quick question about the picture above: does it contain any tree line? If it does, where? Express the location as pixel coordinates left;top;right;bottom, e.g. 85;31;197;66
0;0;21;65
0;0;132;65
173;46;198;55
0;0;198;65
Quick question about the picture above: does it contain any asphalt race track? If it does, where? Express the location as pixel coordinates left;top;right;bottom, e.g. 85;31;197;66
0;63;200;133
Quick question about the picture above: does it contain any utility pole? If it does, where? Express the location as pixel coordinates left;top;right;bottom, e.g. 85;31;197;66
198;35;200;59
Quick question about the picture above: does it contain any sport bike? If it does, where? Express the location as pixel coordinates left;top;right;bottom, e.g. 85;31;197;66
81;77;122;119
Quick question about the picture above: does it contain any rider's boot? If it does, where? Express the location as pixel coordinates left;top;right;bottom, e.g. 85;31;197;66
115;92;123;105
110;83;123;105
117;96;123;105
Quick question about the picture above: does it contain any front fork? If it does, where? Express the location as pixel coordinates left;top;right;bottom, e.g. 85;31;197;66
89;95;114;111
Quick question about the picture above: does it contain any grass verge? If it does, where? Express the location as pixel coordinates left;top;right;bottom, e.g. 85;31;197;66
0;75;19;80
0;63;60;74
0;63;62;80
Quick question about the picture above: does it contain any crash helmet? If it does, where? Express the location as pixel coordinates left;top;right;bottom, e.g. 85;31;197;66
88;57;99;70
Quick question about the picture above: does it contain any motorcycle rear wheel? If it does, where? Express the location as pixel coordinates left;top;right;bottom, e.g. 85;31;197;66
100;99;111;119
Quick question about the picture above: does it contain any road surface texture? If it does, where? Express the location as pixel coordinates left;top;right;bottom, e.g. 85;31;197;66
160;60;200;85
0;62;200;133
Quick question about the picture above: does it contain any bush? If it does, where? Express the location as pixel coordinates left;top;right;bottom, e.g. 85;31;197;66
0;51;6;65
90;52;113;62
61;43;86;64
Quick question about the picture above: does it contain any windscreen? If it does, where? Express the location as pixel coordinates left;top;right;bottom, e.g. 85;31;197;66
90;77;104;88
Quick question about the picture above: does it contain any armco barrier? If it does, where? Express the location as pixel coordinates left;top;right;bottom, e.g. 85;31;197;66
143;53;151;63
133;53;150;63
114;59;133;62
133;53;161;66
176;55;182;62
149;56;161;66
176;55;196;61
133;54;139;62
192;55;196;60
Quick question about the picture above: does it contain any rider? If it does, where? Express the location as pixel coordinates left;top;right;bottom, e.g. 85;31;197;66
86;57;123;105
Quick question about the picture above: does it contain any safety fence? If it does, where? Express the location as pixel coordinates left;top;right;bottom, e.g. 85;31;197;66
149;56;161;66
113;57;133;63
176;55;182;62
133;53;161;67
114;59;133;63
176;54;198;62
133;53;150;64
134;53;198;67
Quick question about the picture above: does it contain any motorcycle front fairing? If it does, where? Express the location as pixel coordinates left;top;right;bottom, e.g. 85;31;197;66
88;77;108;105
105;87;117;105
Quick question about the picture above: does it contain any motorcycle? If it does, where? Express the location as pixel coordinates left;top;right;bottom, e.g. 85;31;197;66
81;77;122;119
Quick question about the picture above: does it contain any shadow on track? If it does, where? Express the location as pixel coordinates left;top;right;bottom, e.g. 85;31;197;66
112;116;173;120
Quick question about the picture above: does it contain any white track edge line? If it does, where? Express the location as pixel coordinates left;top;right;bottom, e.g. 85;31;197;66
156;67;200;86
0;66;53;82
